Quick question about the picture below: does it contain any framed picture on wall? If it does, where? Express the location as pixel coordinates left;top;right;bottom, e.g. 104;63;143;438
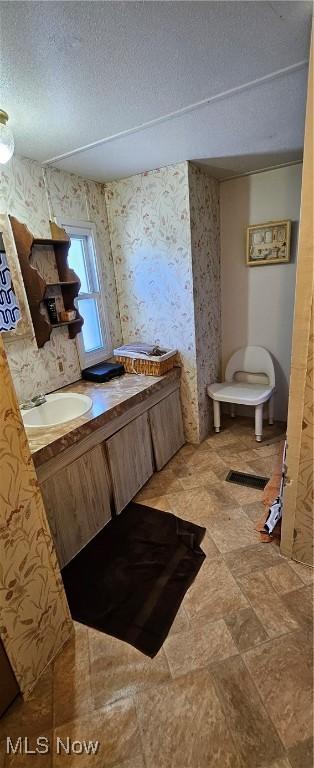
246;220;291;266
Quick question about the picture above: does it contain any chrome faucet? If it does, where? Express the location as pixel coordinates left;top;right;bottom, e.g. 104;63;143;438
20;393;47;410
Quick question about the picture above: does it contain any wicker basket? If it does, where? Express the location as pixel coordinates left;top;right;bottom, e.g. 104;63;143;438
114;352;177;376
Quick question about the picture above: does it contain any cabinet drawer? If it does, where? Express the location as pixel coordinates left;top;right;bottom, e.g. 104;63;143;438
40;444;112;567
106;412;154;514
149;389;185;470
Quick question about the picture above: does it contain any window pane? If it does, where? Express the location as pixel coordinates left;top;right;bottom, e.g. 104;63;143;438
68;238;89;293
78;298;103;352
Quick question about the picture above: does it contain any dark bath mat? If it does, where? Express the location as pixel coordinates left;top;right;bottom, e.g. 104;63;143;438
62;502;206;657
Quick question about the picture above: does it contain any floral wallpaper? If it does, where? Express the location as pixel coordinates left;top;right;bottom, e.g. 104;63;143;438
106;163;199;441
188;164;221;441
0;155;53;238
0;337;73;697
105;162;221;442
0;156;122;402
5;328;82;403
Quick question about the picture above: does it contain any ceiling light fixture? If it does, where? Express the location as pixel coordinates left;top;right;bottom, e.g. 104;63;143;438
0;110;14;164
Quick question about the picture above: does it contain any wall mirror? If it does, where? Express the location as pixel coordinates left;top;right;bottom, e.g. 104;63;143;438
0;213;34;341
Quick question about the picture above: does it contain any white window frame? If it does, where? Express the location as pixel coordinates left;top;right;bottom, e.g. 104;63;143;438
58;218;112;369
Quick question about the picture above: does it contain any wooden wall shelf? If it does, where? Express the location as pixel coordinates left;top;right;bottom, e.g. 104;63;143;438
45;281;78;288
9;216;84;348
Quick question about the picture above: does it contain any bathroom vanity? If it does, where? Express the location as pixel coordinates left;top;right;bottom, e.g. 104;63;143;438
28;369;184;568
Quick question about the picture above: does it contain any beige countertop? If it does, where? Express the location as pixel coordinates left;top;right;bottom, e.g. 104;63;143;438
26;368;181;468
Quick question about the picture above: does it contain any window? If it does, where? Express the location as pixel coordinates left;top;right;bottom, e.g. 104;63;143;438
60;220;111;369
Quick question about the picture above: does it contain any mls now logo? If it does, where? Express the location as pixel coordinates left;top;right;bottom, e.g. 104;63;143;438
6;738;50;755
6;736;100;756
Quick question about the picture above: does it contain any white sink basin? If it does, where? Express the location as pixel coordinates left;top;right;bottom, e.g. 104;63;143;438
21;393;92;430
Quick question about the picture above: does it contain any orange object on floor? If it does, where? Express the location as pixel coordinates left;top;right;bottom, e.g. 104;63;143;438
255;517;281;545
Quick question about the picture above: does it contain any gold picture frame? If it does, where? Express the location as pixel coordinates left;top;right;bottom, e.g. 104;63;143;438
246;220;291;266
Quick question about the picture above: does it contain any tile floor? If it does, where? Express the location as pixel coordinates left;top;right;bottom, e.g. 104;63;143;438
0;417;313;767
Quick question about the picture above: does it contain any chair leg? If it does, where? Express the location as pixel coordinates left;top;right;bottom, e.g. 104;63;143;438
268;394;274;425
230;403;236;418
213;400;221;433
255;404;263;442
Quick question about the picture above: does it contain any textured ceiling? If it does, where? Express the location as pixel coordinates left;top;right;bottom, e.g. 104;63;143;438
0;1;312;181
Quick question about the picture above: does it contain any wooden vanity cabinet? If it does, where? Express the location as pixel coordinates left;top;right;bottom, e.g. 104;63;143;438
37;377;185;567
106;412;154;514
40;444;112;567
149;389;185;469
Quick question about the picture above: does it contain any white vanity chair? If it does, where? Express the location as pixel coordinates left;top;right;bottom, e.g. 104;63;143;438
207;346;276;442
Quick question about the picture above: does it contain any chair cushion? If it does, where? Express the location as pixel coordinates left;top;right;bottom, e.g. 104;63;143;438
207;381;274;406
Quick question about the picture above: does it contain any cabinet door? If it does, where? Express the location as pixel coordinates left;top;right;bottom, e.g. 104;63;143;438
40;444;112;568
106;412;154;514
149;390;185;470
